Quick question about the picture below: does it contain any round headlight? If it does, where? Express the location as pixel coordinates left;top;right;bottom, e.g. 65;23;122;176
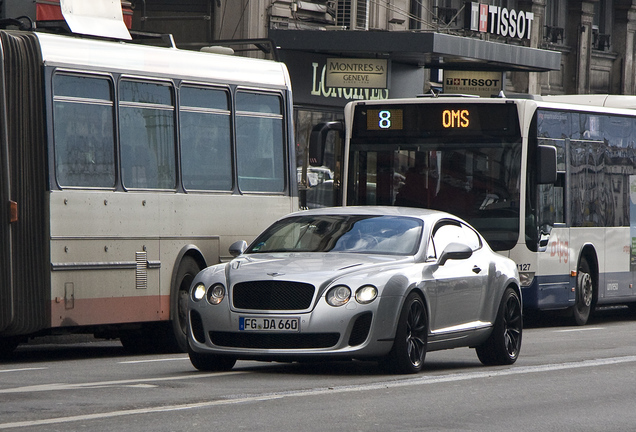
326;285;351;307
192;283;206;301
355;285;378;304
207;283;225;305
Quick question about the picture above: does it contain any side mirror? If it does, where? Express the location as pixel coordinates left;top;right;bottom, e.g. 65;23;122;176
537;145;557;184
229;240;248;257
309;121;343;166
438;242;473;266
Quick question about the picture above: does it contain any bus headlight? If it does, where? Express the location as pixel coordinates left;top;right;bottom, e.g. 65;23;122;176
519;272;535;287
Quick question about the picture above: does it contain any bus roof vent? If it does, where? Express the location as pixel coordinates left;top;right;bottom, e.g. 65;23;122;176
60;0;131;40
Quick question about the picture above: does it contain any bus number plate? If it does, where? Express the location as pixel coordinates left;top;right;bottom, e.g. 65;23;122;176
239;317;300;332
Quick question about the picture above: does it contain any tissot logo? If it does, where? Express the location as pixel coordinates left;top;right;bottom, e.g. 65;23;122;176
446;77;500;87
466;2;534;40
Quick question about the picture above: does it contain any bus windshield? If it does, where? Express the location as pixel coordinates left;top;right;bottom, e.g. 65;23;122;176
347;103;522;250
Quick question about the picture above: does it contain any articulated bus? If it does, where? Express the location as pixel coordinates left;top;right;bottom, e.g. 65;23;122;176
309;94;636;325
0;28;297;355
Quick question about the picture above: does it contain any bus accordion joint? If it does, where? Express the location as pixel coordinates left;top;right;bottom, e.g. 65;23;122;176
9;200;17;223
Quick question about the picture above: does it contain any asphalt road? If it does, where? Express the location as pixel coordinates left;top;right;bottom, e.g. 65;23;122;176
1;307;636;432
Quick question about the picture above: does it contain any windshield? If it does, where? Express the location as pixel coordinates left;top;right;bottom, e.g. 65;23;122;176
248;215;423;256
347;143;522;251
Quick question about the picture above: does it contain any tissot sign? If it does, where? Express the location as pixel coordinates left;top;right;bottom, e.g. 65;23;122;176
465;2;534;40
443;71;502;97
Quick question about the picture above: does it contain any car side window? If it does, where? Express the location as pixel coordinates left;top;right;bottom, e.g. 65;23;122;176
427;221;482;260
460;224;482;251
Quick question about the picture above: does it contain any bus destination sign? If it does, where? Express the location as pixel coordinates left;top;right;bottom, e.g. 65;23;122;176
353;103;519;139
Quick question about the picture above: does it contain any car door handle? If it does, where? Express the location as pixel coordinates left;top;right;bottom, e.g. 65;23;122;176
472;266;482;274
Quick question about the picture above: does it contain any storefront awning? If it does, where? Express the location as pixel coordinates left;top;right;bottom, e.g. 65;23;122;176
269;29;561;72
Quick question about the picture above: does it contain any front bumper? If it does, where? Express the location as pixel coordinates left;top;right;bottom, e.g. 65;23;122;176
188;295;402;360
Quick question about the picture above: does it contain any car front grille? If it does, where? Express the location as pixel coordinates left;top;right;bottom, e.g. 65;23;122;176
210;331;340;349
232;280;315;310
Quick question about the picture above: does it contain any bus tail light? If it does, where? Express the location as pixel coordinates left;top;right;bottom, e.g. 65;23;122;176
9;200;17;223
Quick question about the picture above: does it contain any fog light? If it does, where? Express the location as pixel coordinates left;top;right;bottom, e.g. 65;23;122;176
192;283;206;301
326;285;351;307
355;285;378;304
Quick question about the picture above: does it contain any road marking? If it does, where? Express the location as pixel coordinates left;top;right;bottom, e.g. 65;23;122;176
553;327;604;333
0;370;243;394
0;367;48;373
2;355;636;429
118;356;189;364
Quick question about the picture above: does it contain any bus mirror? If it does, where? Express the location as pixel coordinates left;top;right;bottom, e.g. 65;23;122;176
309;121;343;167
537;145;557;184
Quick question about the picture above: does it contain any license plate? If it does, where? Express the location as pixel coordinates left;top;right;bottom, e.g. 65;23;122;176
239;316;300;332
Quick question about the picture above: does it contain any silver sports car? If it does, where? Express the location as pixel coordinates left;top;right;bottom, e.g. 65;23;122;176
187;206;521;374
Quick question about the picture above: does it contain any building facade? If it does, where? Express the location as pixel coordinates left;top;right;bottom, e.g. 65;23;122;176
4;0;636;175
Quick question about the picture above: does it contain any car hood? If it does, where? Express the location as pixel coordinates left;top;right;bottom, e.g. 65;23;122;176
226;252;410;287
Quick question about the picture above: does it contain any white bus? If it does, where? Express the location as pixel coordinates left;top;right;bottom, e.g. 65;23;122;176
309;94;636;325
0;28;297;355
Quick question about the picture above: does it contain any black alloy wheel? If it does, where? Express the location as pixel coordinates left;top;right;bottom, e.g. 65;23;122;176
476;286;522;365
380;292;428;374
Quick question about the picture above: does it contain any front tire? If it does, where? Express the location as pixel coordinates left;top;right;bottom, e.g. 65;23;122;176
188;344;237;372
476;287;522;366
380;292;428;374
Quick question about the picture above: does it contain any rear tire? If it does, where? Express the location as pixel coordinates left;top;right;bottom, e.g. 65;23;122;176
571;258;594;326
476;287;522;366
380;292;427;374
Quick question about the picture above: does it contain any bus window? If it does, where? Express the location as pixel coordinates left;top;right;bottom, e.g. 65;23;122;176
180;86;232;191
53;74;115;188
119;80;176;189
235;91;285;193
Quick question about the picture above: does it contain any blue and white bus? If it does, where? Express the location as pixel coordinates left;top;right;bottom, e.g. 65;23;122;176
309;94;636;325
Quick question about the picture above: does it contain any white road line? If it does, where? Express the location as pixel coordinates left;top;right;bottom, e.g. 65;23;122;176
0;367;48;374
118;356;189;364
2;355;636;430
553;327;604;333
0;370;243;394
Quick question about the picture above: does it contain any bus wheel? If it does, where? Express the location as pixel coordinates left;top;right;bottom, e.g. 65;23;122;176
572;258;594;326
171;256;201;352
